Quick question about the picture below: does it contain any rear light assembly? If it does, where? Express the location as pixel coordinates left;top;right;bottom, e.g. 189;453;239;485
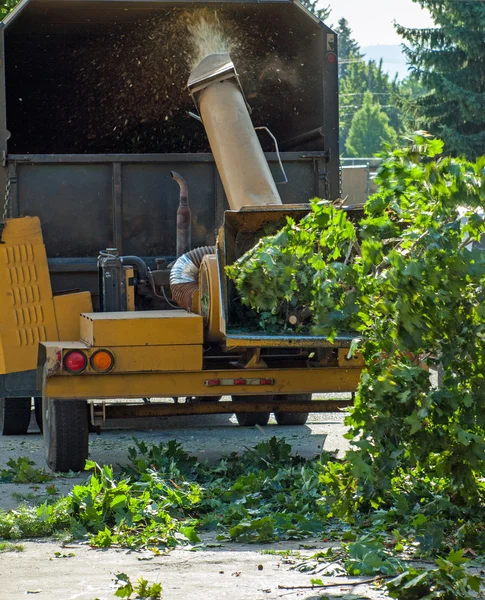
90;349;115;373
63;350;87;374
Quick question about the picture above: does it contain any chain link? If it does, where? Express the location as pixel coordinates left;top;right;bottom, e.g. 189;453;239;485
3;177;11;221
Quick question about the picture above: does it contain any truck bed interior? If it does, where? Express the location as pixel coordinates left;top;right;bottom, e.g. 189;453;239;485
5;0;327;155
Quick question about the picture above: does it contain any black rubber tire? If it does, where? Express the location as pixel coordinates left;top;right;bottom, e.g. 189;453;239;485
233;395;271;427
273;394;311;426
43;398;89;472
34;398;43;433
0;397;32;435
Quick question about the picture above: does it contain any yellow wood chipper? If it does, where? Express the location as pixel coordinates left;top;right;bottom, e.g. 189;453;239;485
0;2;363;471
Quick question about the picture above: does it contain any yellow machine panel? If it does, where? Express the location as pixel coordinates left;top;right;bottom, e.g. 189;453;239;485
100;344;202;372
54;292;93;342
0;217;59;374
80;310;203;347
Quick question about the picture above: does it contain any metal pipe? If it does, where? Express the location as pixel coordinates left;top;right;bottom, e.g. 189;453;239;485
120;256;147;282
280;126;325;151
170;245;215;311
188;54;282;211
171;171;192;258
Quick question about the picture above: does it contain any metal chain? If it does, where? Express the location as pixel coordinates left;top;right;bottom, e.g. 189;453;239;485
3;177;11;220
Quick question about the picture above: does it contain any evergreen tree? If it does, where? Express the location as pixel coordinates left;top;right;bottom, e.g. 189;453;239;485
340;58;401;155
397;0;485;160
335;18;361;79
298;0;331;22
345;91;397;157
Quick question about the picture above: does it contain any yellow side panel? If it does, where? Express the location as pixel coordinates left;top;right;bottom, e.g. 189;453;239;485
80;310;203;347
0;217;58;374
45;367;362;400
54;292;93;341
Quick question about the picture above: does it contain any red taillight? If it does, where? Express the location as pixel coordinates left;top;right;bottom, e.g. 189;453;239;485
206;379;221;387
234;378;246;385
259;378;273;385
63;350;87;374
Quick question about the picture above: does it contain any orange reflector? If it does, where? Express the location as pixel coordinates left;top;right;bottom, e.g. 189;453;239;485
90;349;114;373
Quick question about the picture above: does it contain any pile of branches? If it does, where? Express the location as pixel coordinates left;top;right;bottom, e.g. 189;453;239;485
228;133;485;506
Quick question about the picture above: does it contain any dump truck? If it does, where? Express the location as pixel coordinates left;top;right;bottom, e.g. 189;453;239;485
0;0;363;470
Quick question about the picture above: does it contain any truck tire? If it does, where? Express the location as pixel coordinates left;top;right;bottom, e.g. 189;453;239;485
34;398;43;433
273;394;311;426
0;397;32;435
233;395;271;427
43;398;89;472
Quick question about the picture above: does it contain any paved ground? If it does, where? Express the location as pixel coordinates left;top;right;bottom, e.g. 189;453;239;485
0;398;388;600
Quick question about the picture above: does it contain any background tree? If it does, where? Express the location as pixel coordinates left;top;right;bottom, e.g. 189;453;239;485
397;0;485;160
345;91;397;157
335;17;361;79
340;57;402;156
298;0;330;22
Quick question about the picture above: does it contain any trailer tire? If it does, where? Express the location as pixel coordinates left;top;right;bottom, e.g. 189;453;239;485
34;398;43;433
43;398;89;473
273;394;311;426
0;397;32;435
233;395;271;427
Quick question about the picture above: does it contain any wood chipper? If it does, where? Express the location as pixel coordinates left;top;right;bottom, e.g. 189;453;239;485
0;0;363;470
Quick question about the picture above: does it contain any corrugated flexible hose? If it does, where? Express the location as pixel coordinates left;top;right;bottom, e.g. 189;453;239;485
170;246;215;311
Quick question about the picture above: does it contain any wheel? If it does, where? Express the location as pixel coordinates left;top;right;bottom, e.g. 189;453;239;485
34;398;43;433
43;398;89;472
273;394;311;426
233;395;271;427
0;397;32;435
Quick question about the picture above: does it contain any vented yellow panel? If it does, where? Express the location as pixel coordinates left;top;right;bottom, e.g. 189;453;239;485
0;217;58;374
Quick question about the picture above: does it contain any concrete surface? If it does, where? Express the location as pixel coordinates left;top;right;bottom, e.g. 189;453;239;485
0;398;389;600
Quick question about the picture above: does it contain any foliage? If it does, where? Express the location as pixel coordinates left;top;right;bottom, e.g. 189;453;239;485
0;0;18;20
396;0;485;160
345;91;398;157
113;573;162;600
387;550;481;599
339;48;400;156
297;0;330;22
1;437;484;597
0;438;332;548
0;457;53;484
0;541;24;552
334;18;362;80
227;134;485;512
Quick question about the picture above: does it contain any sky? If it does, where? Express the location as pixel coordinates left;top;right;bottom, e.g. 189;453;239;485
323;0;434;47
